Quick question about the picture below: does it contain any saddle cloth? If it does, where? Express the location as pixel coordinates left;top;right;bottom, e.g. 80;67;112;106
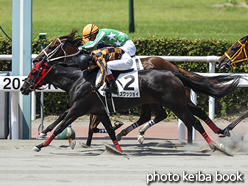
96;57;143;98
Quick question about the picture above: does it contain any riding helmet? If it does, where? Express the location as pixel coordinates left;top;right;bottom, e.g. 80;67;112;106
77;54;92;70
82;24;99;38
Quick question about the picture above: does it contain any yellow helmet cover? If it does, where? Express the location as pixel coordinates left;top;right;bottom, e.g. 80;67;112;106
83;24;99;38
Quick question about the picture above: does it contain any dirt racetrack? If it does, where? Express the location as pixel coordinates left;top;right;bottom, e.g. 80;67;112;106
0;115;248;186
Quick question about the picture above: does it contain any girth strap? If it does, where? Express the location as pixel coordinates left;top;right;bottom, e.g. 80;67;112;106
104;92;116;114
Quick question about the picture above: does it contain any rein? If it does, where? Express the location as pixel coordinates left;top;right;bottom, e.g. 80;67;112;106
224;40;248;67
38;38;80;62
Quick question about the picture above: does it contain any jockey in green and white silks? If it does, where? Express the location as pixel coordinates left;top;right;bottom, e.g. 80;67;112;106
83;28;135;55
79;24;136;73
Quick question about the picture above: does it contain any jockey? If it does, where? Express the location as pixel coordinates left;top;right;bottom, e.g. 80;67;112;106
78;24;136;94
77;46;130;94
79;24;136;56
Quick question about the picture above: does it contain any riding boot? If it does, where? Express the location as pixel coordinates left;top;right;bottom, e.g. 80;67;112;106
103;79;118;94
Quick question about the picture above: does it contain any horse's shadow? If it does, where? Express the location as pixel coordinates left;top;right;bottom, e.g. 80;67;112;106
47;141;212;157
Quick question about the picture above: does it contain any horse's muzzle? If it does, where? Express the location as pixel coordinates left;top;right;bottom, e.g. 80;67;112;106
20;87;31;95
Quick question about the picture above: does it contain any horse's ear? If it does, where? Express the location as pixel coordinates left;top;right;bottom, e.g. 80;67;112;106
40;56;47;67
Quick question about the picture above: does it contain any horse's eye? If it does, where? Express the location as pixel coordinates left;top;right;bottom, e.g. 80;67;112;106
49;46;56;50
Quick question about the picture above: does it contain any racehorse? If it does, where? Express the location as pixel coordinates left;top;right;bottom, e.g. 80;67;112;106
216;35;248;132
33;30;239;147
21;57;240;152
216;35;248;71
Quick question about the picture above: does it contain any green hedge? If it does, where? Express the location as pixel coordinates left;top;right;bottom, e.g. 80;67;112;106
0;36;247;117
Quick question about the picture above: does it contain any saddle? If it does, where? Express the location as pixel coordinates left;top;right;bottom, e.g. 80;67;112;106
111;69;134;80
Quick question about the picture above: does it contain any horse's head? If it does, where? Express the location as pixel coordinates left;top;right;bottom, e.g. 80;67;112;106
21;57;55;95
216;36;248;71
33;30;82;64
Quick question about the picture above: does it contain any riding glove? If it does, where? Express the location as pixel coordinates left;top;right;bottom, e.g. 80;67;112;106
91;84;101;92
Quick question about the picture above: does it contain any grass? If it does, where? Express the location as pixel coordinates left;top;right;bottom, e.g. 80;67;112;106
0;0;248;40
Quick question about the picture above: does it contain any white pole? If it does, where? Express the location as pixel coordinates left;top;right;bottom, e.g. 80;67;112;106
178;119;186;140
10;92;19;139
208;61;215;120
31;91;36;120
190;90;197;140
40;92;44;132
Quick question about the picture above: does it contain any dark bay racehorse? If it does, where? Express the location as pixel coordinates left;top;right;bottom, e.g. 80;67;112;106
217;35;248;132
33;30;239;147
21;58;240;152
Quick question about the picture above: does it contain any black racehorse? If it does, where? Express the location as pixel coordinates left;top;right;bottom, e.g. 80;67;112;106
33;30;238;148
20;57;240;152
216;35;248;132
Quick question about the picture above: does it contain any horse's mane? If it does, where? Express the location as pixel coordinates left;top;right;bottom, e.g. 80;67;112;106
57;57;80;68
240;35;248;41
59;29;82;47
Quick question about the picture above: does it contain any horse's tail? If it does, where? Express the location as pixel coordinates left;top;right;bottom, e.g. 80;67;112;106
177;67;240;91
172;71;240;98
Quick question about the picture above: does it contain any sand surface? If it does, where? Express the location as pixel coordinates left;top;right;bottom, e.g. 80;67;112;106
0;115;248;185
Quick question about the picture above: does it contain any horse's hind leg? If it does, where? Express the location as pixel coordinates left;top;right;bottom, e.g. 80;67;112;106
191;117;218;149
116;104;152;141
185;88;229;136
186;103;230;136
137;104;167;144
174;108;217;149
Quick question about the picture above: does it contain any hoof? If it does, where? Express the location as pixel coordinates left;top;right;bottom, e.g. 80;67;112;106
37;132;47;139
104;144;127;156
80;143;91;148
32;146;40;152
219;143;226;151
209;142;233;156
137;134;144;144
223;128;230;137
218;128;230;138
70;141;76;150
114;121;124;129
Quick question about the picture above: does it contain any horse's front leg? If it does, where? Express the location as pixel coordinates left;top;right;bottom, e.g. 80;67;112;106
86;114;124;147
38;109;69;139
85;114;100;147
97;114;122;152
33;109;81;152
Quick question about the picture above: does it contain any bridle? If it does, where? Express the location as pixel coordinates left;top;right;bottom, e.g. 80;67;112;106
224;39;248;67
24;57;57;92
38;38;80;62
27;37;82;92
26;36;82;92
